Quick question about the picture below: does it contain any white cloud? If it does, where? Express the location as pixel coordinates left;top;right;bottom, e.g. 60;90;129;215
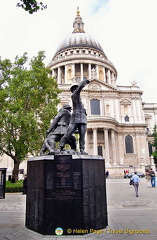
0;0;156;103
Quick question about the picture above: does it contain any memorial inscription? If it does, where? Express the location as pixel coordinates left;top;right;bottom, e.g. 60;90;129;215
54;155;72;189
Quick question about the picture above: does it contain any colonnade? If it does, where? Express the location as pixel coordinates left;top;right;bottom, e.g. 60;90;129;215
52;63;116;84
86;127;118;165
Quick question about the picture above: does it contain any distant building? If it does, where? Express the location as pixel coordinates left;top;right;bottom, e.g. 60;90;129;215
1;8;156;177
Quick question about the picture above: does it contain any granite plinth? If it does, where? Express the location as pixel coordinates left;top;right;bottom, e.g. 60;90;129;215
25;155;108;235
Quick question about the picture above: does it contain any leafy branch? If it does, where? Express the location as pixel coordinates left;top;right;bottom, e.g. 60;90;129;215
17;0;47;14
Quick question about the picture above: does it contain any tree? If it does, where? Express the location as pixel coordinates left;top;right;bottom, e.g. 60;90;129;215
152;125;157;167
17;0;47;14
0;51;61;182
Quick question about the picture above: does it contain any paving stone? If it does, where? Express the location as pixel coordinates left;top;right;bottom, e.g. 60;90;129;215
0;178;156;240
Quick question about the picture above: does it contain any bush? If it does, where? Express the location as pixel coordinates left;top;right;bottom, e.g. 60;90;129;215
6;180;23;192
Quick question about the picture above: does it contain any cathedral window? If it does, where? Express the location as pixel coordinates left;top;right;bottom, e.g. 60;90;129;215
148;142;153;157
90;99;100;115
125;115;129;122
98;145;103;157
125;135;134;153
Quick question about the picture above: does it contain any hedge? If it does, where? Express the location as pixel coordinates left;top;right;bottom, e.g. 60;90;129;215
6;180;23;193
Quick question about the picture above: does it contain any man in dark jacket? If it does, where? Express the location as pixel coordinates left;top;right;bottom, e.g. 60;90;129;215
58;79;89;154
149;168;156;188
40;104;76;155
22;174;27;195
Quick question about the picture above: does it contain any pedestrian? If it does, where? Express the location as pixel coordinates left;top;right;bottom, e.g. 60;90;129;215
131;172;141;197
149;168;156;188
106;171;109;178
125;169;129;177
22;174;27;195
145;169;151;187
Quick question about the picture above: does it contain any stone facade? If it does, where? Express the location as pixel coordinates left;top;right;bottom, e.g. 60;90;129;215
47;8;157;176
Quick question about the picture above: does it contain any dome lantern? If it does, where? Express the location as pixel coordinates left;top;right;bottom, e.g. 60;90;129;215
73;7;85;33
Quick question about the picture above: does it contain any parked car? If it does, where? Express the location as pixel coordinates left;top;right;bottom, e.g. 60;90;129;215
124;172;145;178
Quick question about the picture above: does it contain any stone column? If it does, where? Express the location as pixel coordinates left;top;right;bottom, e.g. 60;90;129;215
137;98;143;121
103;67;106;82
52;69;55;78
72;64;75;79
132;97;137;122
96;65;99;79
114;98;120;122
64;65;67;83
93;128;98;155
58;67;61;84
80;63;83;81
104;128;110;165
107;69;111;84
111;130;117;165
111;72;115;84
88;63;91;79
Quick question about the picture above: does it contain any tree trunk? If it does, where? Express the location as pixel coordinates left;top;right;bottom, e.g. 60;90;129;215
11;161;20;183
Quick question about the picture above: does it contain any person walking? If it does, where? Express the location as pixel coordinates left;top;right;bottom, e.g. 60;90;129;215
145;169;151;187
22;174;27;195
106;171;109;178
131;172;141;197
149;168;156;188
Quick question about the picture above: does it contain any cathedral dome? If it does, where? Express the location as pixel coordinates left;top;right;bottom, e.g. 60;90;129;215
56;32;104;54
49;7;117;86
55;7;104;55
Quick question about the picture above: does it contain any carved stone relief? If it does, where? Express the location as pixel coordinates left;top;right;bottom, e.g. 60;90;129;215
88;82;101;91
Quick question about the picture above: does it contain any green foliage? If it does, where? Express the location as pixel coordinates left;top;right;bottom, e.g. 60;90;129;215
17;0;47;14
6;180;23;192
0;51;61;181
152;125;157;166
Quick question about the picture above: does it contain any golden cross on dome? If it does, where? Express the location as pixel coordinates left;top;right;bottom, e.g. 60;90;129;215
76;6;80;16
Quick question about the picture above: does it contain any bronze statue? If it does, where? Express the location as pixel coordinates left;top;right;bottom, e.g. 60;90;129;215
58;79;90;154
40;104;76;155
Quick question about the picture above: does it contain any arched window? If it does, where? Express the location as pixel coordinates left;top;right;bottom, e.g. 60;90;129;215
125;135;134;153
98;145;103;157
90;99;100;115
148;142;153;157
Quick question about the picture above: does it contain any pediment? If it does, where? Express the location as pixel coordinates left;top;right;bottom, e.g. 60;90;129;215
144;114;152;119
120;99;131;105
88;79;118;91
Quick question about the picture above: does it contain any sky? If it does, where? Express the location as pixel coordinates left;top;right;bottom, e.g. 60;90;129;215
0;0;157;103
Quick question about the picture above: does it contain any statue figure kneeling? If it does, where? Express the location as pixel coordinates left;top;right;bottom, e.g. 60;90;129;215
40;104;76;155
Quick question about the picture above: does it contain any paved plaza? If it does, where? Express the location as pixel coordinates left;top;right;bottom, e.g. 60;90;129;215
0;178;157;240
